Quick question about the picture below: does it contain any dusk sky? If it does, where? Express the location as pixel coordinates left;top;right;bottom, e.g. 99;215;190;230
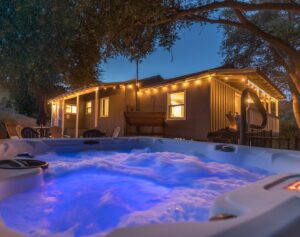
102;24;223;83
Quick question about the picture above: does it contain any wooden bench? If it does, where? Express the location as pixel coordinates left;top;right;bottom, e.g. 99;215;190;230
124;112;166;136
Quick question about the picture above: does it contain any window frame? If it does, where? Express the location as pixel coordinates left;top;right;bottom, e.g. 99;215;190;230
100;97;109;117
85;100;92;115
65;104;77;114
167;90;186;120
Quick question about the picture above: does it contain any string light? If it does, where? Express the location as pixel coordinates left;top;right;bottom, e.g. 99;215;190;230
195;80;201;85
183;81;189;88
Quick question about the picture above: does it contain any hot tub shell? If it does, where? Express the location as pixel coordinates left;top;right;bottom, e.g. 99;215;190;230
0;137;300;237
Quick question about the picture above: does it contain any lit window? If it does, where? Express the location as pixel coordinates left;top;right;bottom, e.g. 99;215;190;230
100;97;109;117
234;93;241;114
168;91;185;119
65;104;77;114
86;101;92;114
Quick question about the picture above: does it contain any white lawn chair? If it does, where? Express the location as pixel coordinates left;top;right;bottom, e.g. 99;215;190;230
112;126;120;138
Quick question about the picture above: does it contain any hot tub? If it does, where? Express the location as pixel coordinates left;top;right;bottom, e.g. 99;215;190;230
0;137;300;237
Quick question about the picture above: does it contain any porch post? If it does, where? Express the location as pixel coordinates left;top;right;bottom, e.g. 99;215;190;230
75;95;80;138
268;96;271;114
275;99;279;117
50;102;54;127
263;94;266;110
94;88;99;128
61;99;65;136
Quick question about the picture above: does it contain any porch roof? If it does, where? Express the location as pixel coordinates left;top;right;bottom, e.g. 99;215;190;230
141;68;285;100
48;75;163;103
48;67;285;103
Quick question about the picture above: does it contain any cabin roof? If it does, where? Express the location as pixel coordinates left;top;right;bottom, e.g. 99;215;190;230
48;67;284;102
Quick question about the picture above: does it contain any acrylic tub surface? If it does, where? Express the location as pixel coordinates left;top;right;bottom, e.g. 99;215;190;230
0;137;299;237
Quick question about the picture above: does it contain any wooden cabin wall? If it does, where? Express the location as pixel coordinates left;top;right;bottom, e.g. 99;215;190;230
138;79;211;140
98;88;131;137
210;78;236;132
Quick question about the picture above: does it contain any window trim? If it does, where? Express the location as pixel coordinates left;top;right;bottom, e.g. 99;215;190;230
100;97;109;118
166;90;186;120
65;104;77;114
85;100;92;115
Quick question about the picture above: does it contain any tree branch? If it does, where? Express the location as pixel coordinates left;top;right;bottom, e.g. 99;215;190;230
185;15;242;27
233;9;298;59
169;1;300;22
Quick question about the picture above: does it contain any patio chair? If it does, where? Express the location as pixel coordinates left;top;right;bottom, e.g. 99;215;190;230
112;126;121;138
0;121;9;139
83;129;106;138
21;127;39;138
50;126;62;138
4;121;19;139
15;125;23;138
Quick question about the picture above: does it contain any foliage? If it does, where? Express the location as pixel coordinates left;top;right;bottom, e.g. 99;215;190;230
10;75;37;116
220;7;300;95
0;0;103;114
279;101;299;138
1;0;300;123
98;0;181;63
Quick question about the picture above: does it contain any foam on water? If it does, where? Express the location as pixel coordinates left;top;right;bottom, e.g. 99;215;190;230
0;149;270;237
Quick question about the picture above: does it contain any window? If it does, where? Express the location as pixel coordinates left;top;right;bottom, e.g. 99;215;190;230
234;93;241;115
65;104;77;114
168;91;185;119
100;97;109;117
86;101;92;114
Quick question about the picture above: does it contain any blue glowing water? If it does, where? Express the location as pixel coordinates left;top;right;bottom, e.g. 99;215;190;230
0;149;270;237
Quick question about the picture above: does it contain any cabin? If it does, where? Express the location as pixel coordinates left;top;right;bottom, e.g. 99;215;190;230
48;67;284;140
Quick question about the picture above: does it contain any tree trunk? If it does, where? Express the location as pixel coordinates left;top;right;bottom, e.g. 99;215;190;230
289;60;300;130
292;92;300;130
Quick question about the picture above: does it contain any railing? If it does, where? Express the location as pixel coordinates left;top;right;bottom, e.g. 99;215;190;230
248;108;280;135
240;88;267;145
296;136;300;150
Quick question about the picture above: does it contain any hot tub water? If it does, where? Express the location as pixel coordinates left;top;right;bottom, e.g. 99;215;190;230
0;149;270;237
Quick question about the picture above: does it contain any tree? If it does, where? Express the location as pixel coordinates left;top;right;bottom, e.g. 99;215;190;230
1;0;300;127
98;0;300;129
0;0;103;115
220;6;300;128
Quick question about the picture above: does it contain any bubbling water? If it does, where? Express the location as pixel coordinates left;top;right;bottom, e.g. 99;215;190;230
0;150;269;237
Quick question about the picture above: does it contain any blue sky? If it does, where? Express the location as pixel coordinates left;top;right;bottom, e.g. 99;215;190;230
101;24;223;82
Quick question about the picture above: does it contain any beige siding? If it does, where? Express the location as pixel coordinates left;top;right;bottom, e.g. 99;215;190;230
138;79;211;140
210;78;236;131
248;108;280;135
98;88;129;136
